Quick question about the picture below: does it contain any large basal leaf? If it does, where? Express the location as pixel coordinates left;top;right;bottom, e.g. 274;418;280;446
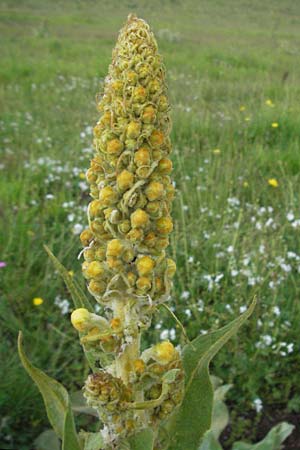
44;244;93;311
166;298;256;450
127;428;154;450
18;332;81;450
232;422;294;450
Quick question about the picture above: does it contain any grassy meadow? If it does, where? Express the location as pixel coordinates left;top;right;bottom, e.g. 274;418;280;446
1;0;300;448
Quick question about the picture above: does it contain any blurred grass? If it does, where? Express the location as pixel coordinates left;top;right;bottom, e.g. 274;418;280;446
0;0;300;448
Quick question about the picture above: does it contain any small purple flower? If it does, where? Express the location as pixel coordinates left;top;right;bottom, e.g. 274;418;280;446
0;262;7;268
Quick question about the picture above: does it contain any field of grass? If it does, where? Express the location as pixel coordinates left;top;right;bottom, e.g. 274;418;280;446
1;0;300;448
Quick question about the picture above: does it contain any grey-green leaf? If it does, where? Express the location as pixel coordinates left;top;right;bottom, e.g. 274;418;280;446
166;298;256;450
128;428;154;450
211;384;232;439
34;429;60;450
232;422;294;450
198;430;223;450
18;332;81;450
44;244;93;311
81;431;104;450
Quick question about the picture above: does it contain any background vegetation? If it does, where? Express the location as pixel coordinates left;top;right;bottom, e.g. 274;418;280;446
0;0;299;448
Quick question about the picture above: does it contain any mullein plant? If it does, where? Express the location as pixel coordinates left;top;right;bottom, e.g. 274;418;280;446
18;15;255;450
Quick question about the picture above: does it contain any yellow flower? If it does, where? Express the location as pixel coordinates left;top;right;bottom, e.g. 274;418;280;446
271;122;279;128
239;105;246;111
212;148;221;154
33;297;44;306
243;181;249;188
79;172;86;179
265;99;275;107
245;116;251;122
68;270;74;277
268;178;279;188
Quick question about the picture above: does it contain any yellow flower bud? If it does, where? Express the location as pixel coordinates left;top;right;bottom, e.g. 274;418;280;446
118;220;131;234
142;105;156;123
150;130;164;146
80;228;93;246
112;80;123;93
99;186;117;206
156;217;173;234
133;85;147;103
144;231;157;248
127;121;141;139
88;279;106;295
149;79;160;94
107;138;123;155
145;181;164;201
158;158;173;174
130;208;149;228
136;276;152;292
117;170;134;191
153;341;176;364
71;308;91;332
107;256;122;270
158;95;168;112
86;168;98;184
127;71;138;84
127;271;137;286
89;200;102;218
84;248;95;262
146;201;161;216
90;219;105;236
123;248;135;263
126;228;144;242
136;256;155;276
134;148;151;166
166;258;176;277
152;149;162;161
84;261;105;279
94;246;106;260
106;239;123;257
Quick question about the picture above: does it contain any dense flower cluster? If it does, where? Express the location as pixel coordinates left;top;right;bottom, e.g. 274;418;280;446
71;15;184;445
80;15;176;317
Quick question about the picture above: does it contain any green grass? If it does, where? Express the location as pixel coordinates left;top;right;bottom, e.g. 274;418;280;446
1;0;300;448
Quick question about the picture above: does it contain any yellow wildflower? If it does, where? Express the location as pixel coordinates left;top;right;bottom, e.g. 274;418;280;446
212;148;221;154
79;172;86;179
265;99;275;107
239;105;246;111
33;297;44;306
268;178;279;188
271;122;279;128
243;181;249;188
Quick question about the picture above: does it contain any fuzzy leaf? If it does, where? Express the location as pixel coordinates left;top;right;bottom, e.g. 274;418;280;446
34;429;60;450
198;430;223;450
211;384;232;439
18;332;81;450
166;298;256;450
128;428;154;450
44;244;93;311
232;422;294;450
81;431;104;450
